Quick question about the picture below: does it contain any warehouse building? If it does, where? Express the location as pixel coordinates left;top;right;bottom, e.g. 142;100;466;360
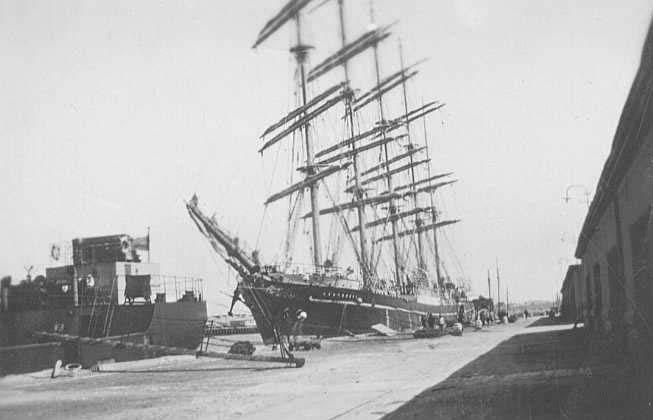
574;20;653;352
560;264;582;323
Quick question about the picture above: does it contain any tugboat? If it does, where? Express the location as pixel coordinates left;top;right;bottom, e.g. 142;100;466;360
187;0;473;345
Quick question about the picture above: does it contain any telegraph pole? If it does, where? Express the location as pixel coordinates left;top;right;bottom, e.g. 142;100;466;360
496;259;501;314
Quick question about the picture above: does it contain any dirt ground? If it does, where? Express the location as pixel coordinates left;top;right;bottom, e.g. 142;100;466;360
1;318;645;420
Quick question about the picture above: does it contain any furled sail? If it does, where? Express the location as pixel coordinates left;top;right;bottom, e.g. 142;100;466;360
259;92;348;153
260;82;346;138
264;163;350;205
386;101;444;131
350;207;433;232
355;59;427;106
360;159;431;186
353;70;418;112
314;125;385;158
393;172;453;192
316;135;402;166
360;146;425;177
303;191;412;218
252;0;315;49
307;23;394;82
381;180;456;196
375;219;460;243
416;179;457;195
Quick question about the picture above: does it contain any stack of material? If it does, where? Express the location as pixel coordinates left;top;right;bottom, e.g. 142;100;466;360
290;338;322;351
413;328;443;339
228;341;256;356
371;324;398;337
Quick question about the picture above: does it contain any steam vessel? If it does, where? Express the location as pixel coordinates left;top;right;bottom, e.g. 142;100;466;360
0;233;207;349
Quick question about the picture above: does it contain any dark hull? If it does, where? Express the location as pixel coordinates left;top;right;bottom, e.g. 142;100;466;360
0;301;207;349
238;279;473;344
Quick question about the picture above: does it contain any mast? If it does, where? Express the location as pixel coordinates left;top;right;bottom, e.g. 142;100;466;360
369;2;402;287
337;0;370;286
293;13;323;271
506;287;509;315
496;258;501;313
421;112;442;290
398;39;426;273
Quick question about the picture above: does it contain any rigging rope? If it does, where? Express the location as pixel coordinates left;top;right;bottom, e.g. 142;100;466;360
256;131;284;250
320;180;368;282
283;191;304;269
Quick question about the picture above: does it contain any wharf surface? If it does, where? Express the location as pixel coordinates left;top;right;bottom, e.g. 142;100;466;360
0;318;642;419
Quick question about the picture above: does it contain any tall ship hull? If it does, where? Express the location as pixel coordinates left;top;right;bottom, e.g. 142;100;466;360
188;198;472;346
235;278;471;344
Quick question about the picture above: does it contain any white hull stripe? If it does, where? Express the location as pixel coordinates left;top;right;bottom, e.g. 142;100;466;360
307;296;459;317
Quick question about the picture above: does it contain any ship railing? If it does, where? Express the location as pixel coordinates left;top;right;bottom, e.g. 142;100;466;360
79;274;206;306
203;320;259;337
273;265;364;290
369;281;442;298
0;275;206;311
273;261;360;275
149;275;205;303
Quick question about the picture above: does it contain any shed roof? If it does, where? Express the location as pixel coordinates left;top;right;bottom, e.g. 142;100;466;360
576;18;653;258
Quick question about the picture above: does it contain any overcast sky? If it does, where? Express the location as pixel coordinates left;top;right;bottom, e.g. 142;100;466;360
2;0;652;314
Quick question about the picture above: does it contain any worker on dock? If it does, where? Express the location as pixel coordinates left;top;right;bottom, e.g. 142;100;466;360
480;310;487;327
290;309;307;350
427;312;436;329
279;307;293;349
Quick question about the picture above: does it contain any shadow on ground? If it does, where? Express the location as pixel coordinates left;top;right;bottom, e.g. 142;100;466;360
526;316;569;328
382;325;653;420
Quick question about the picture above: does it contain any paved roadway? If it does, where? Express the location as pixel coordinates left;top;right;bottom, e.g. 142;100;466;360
0;319;568;420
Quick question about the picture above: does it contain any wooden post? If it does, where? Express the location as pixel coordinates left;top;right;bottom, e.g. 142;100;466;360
204;320;214;352
72;271;79;307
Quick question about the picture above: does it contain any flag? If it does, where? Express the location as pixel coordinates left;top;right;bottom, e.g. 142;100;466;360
133;229;150;251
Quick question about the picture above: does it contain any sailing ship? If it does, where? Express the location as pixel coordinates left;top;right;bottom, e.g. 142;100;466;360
187;0;472;345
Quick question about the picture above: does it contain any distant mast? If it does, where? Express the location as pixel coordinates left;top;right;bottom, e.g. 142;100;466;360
506;287;509;315
398;39;427;272
496;258;501;312
292;13;323;271
336;0;371;286
422;113;442;290
252;1;326;272
369;2;402;287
